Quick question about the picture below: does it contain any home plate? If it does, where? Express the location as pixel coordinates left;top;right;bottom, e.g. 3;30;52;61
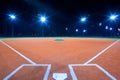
53;73;68;80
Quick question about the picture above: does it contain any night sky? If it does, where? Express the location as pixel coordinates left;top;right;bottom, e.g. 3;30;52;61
0;0;120;37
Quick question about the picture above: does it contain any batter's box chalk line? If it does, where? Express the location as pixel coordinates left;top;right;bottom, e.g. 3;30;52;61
3;64;51;80
68;64;117;80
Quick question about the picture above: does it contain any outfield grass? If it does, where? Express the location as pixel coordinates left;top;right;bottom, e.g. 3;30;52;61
0;37;120;40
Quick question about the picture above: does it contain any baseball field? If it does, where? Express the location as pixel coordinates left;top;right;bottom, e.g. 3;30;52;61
0;37;119;80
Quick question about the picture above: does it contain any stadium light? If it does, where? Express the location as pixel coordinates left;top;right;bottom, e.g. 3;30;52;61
9;14;16;20
40;16;46;23
109;27;113;31
109;14;118;21
76;29;79;32
118;28;120;32
105;26;108;30
38;15;48;36
99;22;102;26
8;14;16;37
83;29;87;33
80;17;87;22
65;27;68;31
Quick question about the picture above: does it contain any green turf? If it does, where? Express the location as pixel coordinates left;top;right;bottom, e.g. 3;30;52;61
0;37;120;40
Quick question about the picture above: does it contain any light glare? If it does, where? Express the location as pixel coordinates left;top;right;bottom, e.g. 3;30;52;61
105;26;108;30
9;14;16;19
83;29;87;32
76;29;79;32
109;15;118;20
65;27;68;30
81;17;86;22
40;16;46;22
110;27;113;30
118;28;120;32
99;23;102;26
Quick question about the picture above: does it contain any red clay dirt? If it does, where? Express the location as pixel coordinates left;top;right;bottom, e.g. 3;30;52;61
11;66;47;80
0;41;29;79
91;39;120;79
74;66;111;80
0;38;119;80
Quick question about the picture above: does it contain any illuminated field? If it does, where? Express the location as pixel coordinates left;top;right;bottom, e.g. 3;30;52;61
0;38;119;80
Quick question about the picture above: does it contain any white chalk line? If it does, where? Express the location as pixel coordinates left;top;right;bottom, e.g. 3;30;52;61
68;64;117;80
95;64;117;80
68;64;77;80
3;64;24;80
1;39;119;80
0;40;51;80
68;40;119;80
44;64;51;80
3;64;51;80
0;40;36;64
84;40;119;64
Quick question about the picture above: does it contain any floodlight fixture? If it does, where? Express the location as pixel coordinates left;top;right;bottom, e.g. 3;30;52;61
109;15;118;20
105;26;108;30
76;29;79;32
65;27;68;31
8;14;16;37
118;28;120;32
99;22;102;26
83;29;87;33
40;16;46;23
110;27;113;31
9;14;16;20
81;17;87;22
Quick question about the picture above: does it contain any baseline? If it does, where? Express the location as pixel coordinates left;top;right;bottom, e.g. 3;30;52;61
84;40;119;64
0;40;36;64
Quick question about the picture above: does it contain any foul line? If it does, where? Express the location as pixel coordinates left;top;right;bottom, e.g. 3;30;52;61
84;40;119;64
68;40;119;80
0;40;52;80
3;64;24;80
68;64;117;80
3;64;51;80
0;40;36;64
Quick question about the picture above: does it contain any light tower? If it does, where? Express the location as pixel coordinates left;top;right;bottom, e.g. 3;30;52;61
9;14;16;37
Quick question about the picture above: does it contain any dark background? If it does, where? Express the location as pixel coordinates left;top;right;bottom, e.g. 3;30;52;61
0;0;120;37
